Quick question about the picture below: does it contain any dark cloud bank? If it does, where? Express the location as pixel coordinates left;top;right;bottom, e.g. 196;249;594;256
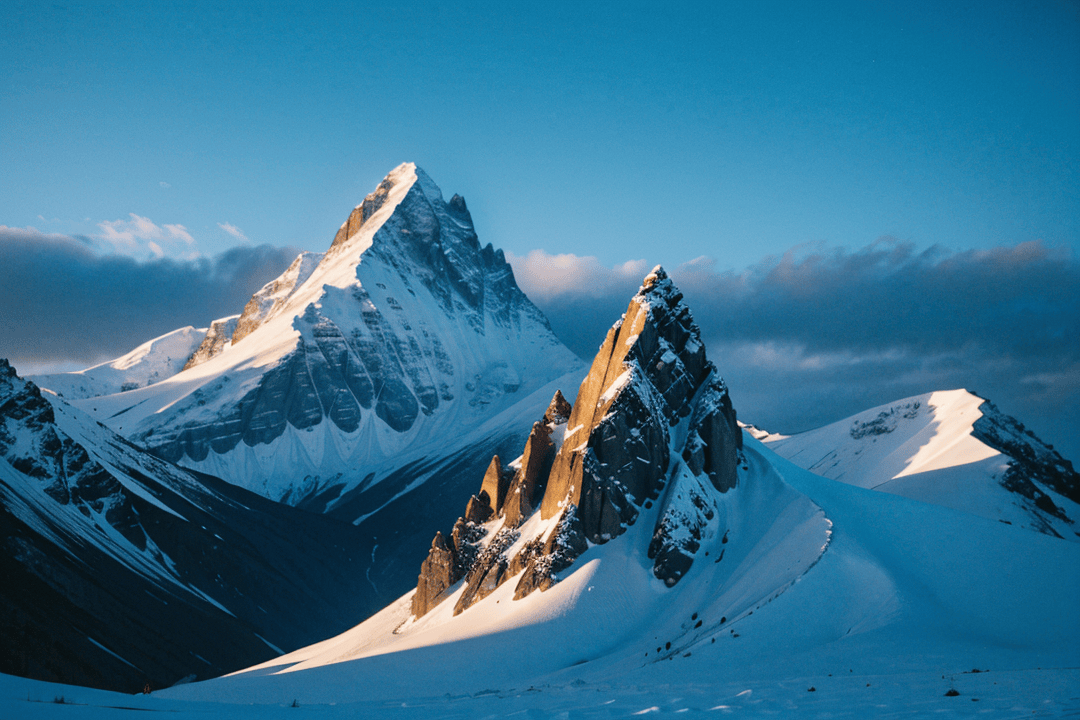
1;227;300;371
3;228;1077;463
515;240;1080;464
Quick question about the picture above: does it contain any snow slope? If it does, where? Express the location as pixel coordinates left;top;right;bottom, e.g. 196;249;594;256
31;325;209;399
124;434;1079;717
762;390;1080;539
0;361;382;692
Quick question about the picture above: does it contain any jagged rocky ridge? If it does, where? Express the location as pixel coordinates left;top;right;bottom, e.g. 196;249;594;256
971;400;1080;531
413;267;743;616
0;360;380;692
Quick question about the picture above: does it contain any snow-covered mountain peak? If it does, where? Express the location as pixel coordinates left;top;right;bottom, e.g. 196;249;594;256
328;162;418;255
73;166;583;510
410;268;746;619
765;388;1080;539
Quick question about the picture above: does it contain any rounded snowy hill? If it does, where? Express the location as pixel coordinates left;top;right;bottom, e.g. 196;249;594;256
74;164;584;512
758;390;1080;540
31;325;213;399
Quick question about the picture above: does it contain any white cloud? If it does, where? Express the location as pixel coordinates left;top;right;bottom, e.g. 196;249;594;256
159;181;171;189
505;249;648;301
217;222;249;242
164;223;195;245
96;213;199;260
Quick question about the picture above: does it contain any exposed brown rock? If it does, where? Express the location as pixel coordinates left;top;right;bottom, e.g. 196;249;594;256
453;527;520;615
413;267;743;614
502;421;555;527
514;504;589;598
544;390;572;425
231;253;322;346
479;455;513;515
183;316;239;371
464;493;493;524
411;531;456;618
330;177;394;250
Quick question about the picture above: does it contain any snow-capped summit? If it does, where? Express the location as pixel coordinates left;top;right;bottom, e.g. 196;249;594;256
72;163;584;510
763;389;1080;539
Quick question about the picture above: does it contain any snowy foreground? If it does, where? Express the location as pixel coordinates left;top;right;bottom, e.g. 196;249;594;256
5;665;1078;718
4;435;1078;718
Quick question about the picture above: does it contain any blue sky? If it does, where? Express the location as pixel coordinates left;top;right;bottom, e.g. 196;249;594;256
2;1;1079;459
4;1;1077;266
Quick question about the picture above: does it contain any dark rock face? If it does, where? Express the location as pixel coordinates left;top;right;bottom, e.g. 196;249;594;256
410;267;744;616
411;391;572;617
0;360;377;693
972;400;1080;530
514;504;589;598
538;267;741;583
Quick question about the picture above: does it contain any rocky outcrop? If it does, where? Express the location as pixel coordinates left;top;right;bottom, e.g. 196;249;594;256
411;532;456;618
972;400;1080;523
478;456;514;516
230;252;323;346
412;390;572;617
183;315;240;370
330;177;395;250
411;518;486;617
411;267;744;617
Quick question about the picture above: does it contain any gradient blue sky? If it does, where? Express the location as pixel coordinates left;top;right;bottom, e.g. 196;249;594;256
3;1;1079;459
4;1;1077;266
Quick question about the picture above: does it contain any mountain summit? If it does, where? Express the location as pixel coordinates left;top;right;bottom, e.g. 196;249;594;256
412;266;744;616
69;164;583;511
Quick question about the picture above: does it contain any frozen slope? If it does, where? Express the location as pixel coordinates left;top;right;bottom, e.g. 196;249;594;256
763;390;1080;539
0;361;380;693
31;325;210;399
154;434;1080;712
74;163;584;516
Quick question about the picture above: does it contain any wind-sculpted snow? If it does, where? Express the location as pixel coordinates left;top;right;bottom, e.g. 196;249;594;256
77;164;583;510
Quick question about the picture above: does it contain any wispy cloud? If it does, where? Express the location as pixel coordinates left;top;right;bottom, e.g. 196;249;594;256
217;222;249;242
97;213;197;260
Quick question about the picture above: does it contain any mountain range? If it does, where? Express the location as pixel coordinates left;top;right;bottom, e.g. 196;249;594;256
3;164;1077;716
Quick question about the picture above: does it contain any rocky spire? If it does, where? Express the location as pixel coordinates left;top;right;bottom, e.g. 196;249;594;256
410;267;744;617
